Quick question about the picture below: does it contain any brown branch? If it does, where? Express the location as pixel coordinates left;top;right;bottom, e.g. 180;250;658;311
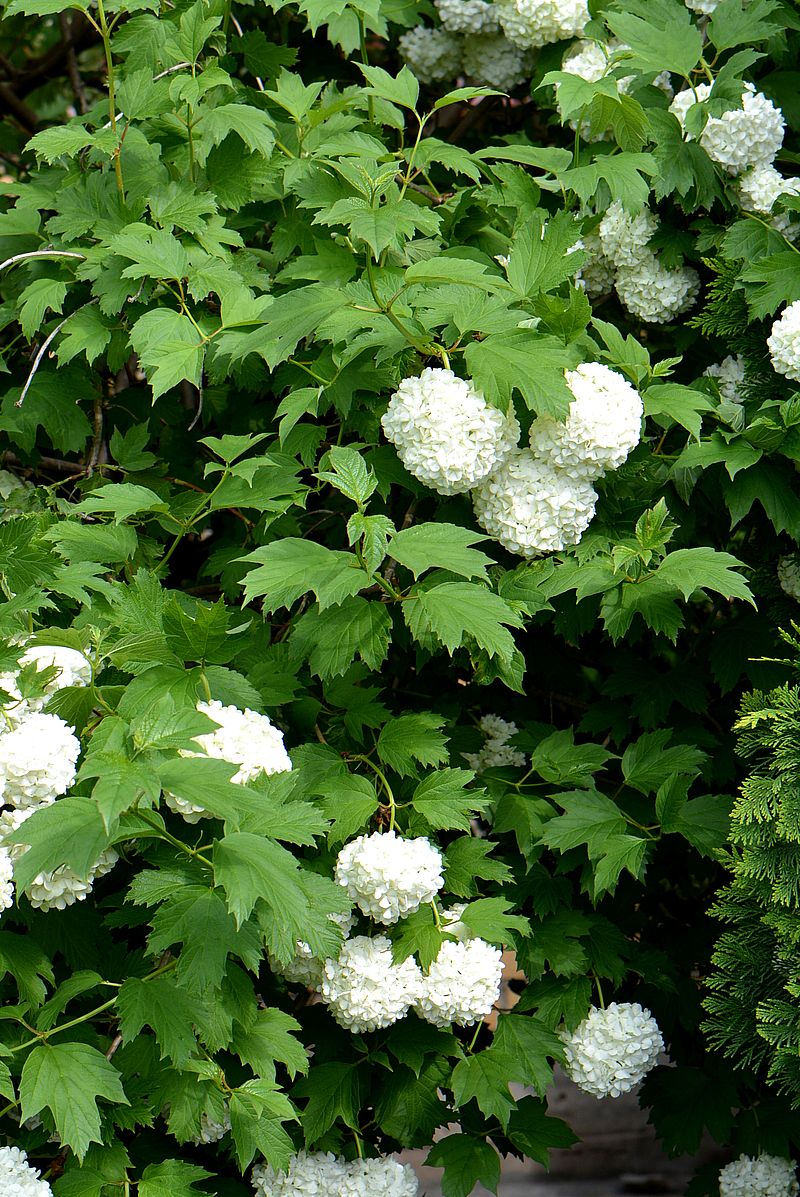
59;11;90;114
0;82;39;132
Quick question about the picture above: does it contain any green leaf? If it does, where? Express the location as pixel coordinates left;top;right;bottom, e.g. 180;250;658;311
506;211;583;298
75;483;168;524
708;0;785;50
391;906;445;970
214;831;309;926
239;539;369;612
606;0;702;75
560;152;659;208
234;1009;309;1080
316;445;377;506
203;105;276;156
506;1095;578;1165
9;797;113;889
357;63;419;110
316;774;379;846
443;838;513;898
291;597;391;678
411;768;490;831
117;975;199;1064
450;1051;518;1126
404;582;523;663
138;1161;213;1197
0;931;54;1008
388;524;493;581
293;1061;362;1142
25;126;94;161
740;252;800;318
20;1043;128;1160
425;1134;501;1197
491;1013;565;1097
458;897;530;946
229;1082;296;1171
376;713;449;777
18;278;68;340
644;383;714;441
465;330;573;417
129;310;204;399
654;547;755;606
623;730;706;794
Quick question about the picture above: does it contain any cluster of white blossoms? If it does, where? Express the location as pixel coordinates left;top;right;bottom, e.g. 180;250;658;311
381;369;519;496
0;645;92;723
718;1154;799;1197
704;355;746;405
596;201;699;323
768;301;800;383
398;22;529;91
561;1002;664;1098
435;0;498;33
320;935;423;1032
670;81;785;176
463;713;527;771
738;163;800;230
397;26;463;85
495;0;589;47
0;713;80;809
26;849;119;912
415;938;503;1027
335;830;443;924
461;32;531;91
0;1146;53;1197
193;1107;232;1146
252;1151;419;1197
573;233;615;299
777;556;800;602
166;700;292;822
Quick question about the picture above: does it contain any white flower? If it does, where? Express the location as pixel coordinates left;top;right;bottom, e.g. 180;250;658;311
768;301;800;382
436;0;499;33
320;935;423;1032
19;645;92;692
381;368;519;496
335;830;443;924
462;32;531;91
528;363;642;482
598;201;657;269
685;0;718;13
473;449;597;558
719;1154;799;1197
574;233;615;298
343;1157;421;1196
614;253;699;323
415;937;503;1026
0;845;14;915
167;701;292;822
671;83;784;175
496;0;589;48
193;1107;231;1145
0;712;80;808
25;848;118;911
561;1002;664;1098
738;164;800;215
778;556;800;601
270;909;354;989
704;355;746;404
463;713;527;770
668;81;712;131
397;26;463;84
0;1146;53;1197
252;1153;420;1197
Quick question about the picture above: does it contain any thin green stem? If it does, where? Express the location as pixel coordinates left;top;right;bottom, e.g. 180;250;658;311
136;809;215;868
467;1022;483;1053
365;256;433;357
96;0;124;198
399;115;425;200
186;105;196;183
358;16;374;125
353;754;396;829
159;473;229;572
593;971;606;1009
430;901;442;930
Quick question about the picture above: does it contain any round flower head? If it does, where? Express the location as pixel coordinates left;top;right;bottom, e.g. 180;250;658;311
701;83;785;174
381;368;519;495
778;556;800;602
719;1154;798;1197
167;701;292;821
397;26;463;84
473;449;597;558
25;848;118;912
598;201;657;270
496;0;589;48
0;1146;53;1197
436;0;499;33
561;1001;664;1098
574;233;615;298
463;713;527;770
738;164;800;216
343;1157;421;1196
252;1151;349;1197
0;712;80;808
768;301;800;382
462;32;531;91
415;937;503;1027
528;363;643;482
704;355;746;405
320;935;423;1033
614;253;699;323
335;829;443;924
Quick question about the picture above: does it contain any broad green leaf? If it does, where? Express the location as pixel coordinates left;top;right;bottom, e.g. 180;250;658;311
291;598;391;678
316;446;378;507
117;975;199;1064
234;1009;309;1080
411;768;490;831
293;1061;363;1142
376;713;449;777
443;838;513;897
425;1134;501;1197
138;1161;212;1197
357;63;419;110
491;1013;565;1096
708;0;785;50
506;212;584;298
316;774;379;846
25;126;94;161
129;310;204;399
606;0;702;75
404;582;523;663
9;797;113;890
458;897;530;945
18;278;67;340
654;548;755;606
388;524;493;581
239;539;369;612
20;1043;128;1160
214;831;309;926
465;330;573;417
506;1096;578;1165
75;483;168;524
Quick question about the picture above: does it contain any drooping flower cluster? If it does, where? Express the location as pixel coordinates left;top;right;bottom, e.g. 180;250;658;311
0;1146;53;1197
596;201;699;323
463;713;527;771
561;1002;664;1098
381;368;519;496
495;0;589;47
335;830;444;923
166;700;292;821
415;938;503;1026
718;1154;799;1197
768;301;800;383
670;81;785;175
26;848;119;912
777;556;800;601
252;1151;419;1197
320;935;423;1032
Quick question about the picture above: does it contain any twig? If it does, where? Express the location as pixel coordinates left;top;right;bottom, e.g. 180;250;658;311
16;299;98;407
86;392;106;474
0;249;85;274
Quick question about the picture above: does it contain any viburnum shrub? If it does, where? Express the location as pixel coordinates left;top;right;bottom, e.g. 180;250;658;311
2;0;800;1193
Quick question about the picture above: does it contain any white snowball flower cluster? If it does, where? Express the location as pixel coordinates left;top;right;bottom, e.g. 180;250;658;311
614;255;699;324
462;32;531;91
335;830;443;924
320;935;423;1032
528;363;643;482
768;301;800;382
704;355;746;404
561;1002;664;1098
193;1106;232;1145
0;844;14;915
381;368;519;496
719;1154;799;1197
0;712;80;808
166;700;292;822
436;0;499;33
777;556;800;601
252;1152;419;1197
495;0;589;48
738;164;800;216
0;644;91;726
670;82;785;175
397;26;463;84
26;848;118;911
598;201;657;270
464;713;527;771
573;233;615;298
0;1146;53;1197
473;450;597;558
415;938;503;1026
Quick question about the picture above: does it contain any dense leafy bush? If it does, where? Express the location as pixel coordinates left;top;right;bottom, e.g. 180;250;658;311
1;0;800;1193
